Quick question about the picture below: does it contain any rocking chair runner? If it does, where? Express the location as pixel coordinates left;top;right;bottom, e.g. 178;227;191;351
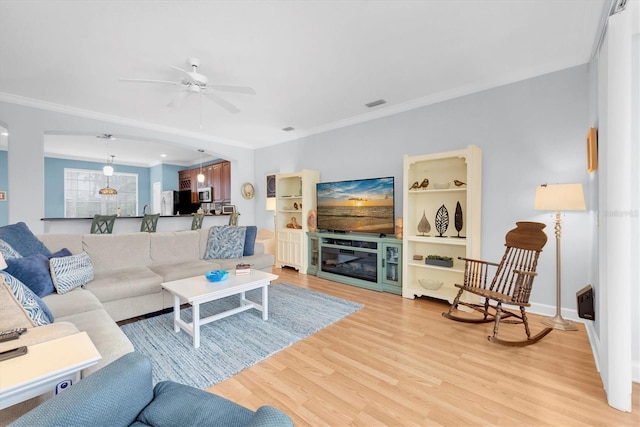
442;221;553;346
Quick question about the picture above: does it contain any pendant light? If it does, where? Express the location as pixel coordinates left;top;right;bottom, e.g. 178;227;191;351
103;155;114;177
197;149;205;184
99;155;118;195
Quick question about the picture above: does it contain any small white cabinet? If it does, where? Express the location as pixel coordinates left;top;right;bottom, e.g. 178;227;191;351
275;170;320;272
402;145;482;304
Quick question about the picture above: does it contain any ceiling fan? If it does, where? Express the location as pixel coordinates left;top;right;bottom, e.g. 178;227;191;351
120;57;255;125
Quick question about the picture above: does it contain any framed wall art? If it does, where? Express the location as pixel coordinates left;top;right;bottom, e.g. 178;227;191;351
266;174;276;198
586;127;598;173
222;205;236;215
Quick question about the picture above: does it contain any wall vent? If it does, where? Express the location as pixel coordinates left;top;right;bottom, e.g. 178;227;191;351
365;99;387;108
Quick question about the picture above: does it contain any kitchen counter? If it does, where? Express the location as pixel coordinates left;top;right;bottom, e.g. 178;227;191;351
41;214;231;234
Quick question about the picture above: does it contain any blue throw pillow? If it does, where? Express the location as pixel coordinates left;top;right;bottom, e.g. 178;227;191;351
0;272;54;325
204;226;246;260
5;253;55;297
243;226;257;256
49;248;72;259
0;222;52;257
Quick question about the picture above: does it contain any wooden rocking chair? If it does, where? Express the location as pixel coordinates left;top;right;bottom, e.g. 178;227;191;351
442;221;553;346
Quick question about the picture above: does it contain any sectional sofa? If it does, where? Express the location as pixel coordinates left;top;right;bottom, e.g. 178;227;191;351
0;226;274;424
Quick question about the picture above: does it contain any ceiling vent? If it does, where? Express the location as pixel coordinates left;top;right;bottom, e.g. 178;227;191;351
365;99;386;108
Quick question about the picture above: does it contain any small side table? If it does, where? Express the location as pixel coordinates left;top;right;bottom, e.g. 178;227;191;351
0;332;101;410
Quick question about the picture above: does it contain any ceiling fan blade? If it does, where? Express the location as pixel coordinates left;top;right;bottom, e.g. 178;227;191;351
120;78;180;85
206;85;256;95
203;92;240;114
168;65;191;77
167;90;191;109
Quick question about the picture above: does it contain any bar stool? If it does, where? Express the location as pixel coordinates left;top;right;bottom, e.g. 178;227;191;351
90;214;116;234
191;213;204;230
140;214;160;233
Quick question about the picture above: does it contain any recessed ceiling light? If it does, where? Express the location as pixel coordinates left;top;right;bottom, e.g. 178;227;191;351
282;126;295;132
365;99;386;108
0;132;8;136
160;154;167;158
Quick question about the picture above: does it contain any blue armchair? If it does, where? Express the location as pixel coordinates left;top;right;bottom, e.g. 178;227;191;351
10;352;293;427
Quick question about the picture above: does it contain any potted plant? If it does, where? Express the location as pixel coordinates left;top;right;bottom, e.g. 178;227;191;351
425;255;454;268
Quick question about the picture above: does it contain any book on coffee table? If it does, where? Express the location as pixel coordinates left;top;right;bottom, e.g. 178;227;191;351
235;263;251;275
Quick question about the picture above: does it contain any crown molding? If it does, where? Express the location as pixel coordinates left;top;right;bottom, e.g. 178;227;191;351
0;92;252;149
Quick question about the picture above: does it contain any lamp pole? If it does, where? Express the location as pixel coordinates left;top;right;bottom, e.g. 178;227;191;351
541;210;578;331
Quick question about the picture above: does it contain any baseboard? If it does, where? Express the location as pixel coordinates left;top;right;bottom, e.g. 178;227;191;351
529;302;639;384
528;301;582;322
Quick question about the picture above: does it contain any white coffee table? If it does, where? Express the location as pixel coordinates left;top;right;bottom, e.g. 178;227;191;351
0;332;101;410
162;270;278;348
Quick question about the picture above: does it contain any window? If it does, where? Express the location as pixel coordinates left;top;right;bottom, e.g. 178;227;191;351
64;168;138;218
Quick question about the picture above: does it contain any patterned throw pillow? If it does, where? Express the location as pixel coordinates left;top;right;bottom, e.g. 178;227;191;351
0;238;22;260
49;253;94;294
0;272;54;326
204;226;246;260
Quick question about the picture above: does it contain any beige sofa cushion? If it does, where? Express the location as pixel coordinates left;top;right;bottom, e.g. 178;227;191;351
150;231;200;264
85;267;162;302
42;287;103;318
83;233;152;273
0;279;36;330
37;233;84;255
149;260;218;282
56;309;134;376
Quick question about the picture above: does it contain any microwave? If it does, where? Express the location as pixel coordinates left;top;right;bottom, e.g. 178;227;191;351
197;187;213;203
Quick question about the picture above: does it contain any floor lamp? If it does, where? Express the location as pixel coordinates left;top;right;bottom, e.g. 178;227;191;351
534;183;586;331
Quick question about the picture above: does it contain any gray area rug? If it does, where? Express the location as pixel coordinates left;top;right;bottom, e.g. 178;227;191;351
121;283;363;389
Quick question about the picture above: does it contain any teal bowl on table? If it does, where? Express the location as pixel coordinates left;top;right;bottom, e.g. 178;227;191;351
205;270;229;282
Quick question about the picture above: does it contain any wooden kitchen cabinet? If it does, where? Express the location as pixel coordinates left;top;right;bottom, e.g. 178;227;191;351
179;160;230;203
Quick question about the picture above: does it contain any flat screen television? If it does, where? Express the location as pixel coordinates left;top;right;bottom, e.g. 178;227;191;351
316;176;395;235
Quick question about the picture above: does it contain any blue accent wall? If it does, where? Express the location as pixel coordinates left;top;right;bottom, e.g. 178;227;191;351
44;157;152;217
0;150;7;226
150;163;183;192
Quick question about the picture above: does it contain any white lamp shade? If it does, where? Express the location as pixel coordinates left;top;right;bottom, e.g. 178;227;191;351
103;164;114;177
197;173;205;183
0;253;7;270
535;183;586;211
266;197;276;211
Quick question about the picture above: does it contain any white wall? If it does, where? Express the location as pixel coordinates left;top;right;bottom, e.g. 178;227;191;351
594;3;638;411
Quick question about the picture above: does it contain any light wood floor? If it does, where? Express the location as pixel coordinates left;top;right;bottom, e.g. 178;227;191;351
207;267;639;426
